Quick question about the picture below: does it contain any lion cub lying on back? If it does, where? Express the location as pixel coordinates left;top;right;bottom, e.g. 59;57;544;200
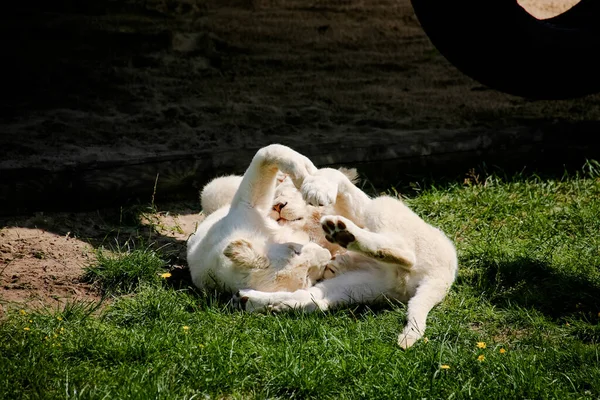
237;167;459;349
187;144;331;293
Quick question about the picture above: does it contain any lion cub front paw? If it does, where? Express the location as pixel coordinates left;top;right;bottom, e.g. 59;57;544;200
301;175;337;207
320;216;356;248
397;328;422;350
233;289;274;313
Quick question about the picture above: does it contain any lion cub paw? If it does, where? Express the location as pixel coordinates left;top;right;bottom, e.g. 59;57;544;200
233;290;276;313
320;216;356;248
300;175;337;207
398;331;421;350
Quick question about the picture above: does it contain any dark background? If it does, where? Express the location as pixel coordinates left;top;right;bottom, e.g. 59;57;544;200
1;0;599;212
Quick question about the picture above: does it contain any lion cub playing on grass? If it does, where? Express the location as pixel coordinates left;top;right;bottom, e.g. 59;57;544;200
236;167;458;349
187;144;331;293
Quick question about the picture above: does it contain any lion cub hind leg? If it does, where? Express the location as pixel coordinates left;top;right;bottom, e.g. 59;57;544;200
224;239;270;269
398;278;449;349
320;215;416;268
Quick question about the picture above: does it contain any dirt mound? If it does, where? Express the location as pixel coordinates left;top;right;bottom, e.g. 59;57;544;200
0;205;202;311
0;224;98;311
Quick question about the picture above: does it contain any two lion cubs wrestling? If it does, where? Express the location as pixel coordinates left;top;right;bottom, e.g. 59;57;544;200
187;144;457;349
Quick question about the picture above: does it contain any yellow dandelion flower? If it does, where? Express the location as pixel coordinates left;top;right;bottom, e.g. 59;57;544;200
182;326;190;331
499;348;506;354
24;327;30;331
477;354;485;362
19;310;26;315
57;317;62;321
440;365;450;370
60;328;64;333
160;272;172;279
29;320;32;323
423;337;429;344
477;342;486;349
198;344;205;348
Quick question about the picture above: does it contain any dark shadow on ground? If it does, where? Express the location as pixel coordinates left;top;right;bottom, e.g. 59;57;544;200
1;1;197;118
463;255;600;320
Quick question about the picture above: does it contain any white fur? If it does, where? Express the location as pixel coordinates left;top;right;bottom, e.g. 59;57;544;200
200;175;243;216
237;167;458;349
187;145;332;293
200;172;289;216
199;168;359;255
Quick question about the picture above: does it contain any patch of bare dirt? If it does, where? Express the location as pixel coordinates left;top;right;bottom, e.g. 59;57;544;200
0;204;203;310
0;227;97;311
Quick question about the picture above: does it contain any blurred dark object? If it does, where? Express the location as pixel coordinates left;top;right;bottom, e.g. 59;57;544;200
411;0;600;99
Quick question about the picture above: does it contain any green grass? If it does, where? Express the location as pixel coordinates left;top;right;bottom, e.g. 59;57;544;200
84;244;167;295
2;165;600;399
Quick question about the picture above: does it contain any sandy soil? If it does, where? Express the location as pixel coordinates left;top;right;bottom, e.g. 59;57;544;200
0;227;97;307
0;0;593;309
0;204;203;314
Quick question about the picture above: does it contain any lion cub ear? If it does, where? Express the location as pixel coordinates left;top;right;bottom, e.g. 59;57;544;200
223;239;270;269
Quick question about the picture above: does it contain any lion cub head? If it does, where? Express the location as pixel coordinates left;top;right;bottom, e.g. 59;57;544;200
269;168;359;254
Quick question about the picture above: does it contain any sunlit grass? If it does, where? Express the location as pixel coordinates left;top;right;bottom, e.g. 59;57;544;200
2;164;600;399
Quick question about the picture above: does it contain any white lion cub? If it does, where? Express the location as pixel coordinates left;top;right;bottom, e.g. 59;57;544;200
187;144;331;293
237;167;458;349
